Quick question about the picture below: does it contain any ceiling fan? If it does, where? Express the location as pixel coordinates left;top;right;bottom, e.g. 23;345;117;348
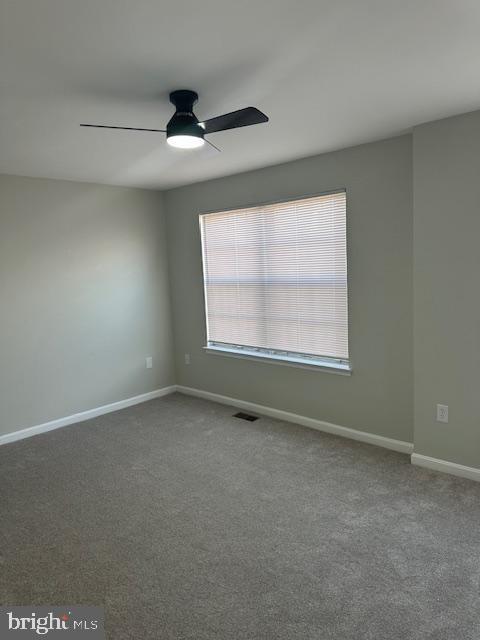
80;89;269;151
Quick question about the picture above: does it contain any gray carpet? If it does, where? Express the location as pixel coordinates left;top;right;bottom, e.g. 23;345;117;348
1;393;479;639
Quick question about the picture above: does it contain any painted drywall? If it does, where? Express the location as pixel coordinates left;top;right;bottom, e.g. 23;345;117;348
0;174;173;437
413;110;480;468
165;135;413;443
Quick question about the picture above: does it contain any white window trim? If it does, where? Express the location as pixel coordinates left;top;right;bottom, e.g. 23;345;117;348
204;342;352;375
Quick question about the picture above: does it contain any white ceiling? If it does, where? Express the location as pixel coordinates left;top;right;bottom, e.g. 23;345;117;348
1;0;480;190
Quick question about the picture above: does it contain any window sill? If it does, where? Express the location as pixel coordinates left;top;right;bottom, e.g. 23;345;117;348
203;345;352;376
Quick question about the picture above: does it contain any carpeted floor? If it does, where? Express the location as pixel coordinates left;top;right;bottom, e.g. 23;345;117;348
1;393;479;639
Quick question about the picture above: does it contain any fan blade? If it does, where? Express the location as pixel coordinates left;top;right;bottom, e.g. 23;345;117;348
80;124;166;133
205;138;221;153
201;107;268;134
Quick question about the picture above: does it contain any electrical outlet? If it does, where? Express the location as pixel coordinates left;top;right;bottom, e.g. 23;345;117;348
184;353;191;365
145;356;153;369
436;404;448;423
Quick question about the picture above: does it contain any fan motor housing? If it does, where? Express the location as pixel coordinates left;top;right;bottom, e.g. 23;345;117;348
167;90;205;141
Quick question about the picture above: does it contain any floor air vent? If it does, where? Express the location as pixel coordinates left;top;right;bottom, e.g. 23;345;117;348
233;412;259;422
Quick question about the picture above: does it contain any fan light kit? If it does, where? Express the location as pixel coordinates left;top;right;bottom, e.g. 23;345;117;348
167;134;204;149
80;89;268;152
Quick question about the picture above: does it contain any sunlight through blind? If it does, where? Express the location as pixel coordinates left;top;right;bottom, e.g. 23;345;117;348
200;192;349;365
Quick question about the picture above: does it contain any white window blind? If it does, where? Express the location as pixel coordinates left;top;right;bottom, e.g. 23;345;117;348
200;191;349;368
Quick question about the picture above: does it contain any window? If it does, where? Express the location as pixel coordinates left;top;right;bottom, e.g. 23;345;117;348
199;191;349;372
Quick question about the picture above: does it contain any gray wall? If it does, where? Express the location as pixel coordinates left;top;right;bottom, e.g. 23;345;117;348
165;135;413;443
413;110;480;467
0;174;173;436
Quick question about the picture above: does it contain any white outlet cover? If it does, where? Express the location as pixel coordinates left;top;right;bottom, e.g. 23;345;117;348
184;354;191;365
146;356;153;369
436;404;449;423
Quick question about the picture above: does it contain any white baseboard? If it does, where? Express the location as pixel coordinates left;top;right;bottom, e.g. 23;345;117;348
0;386;177;447
176;385;413;454
411;453;480;482
5;382;477;482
